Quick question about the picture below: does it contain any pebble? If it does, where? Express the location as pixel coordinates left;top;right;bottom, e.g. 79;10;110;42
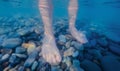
58;35;66;43
22;42;36;54
2;38;22;48
15;47;27;54
72;51;79;58
12;53;27;59
31;61;38;71
100;56;120;71
64;47;75;57
109;42;120;56
24;50;39;67
90;39;97;47
71;41;84;51
97;38;108;47
1;49;12;54
0;54;10;62
63;57;72;67
18;66;25;71
9;54;20;67
81;60;102;71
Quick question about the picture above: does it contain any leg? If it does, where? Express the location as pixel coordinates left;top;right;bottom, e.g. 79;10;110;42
68;0;88;44
39;0;61;65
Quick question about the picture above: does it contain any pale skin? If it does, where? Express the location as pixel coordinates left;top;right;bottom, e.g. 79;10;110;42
39;0;88;65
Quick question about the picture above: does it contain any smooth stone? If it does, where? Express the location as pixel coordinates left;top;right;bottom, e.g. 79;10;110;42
87;49;103;59
12;53;27;59
65;41;71;48
73;59;80;67
72;59;84;71
71;41;84;51
109;42;120;56
18;66;25;71
60;62;67;70
1;48;12;54
81;60;102;71
2;38;22;48
69;65;84;71
0;54;10;62
15;47;26;54
90;39;97;47
31;61;38;71
84;53;94;60
97;38;108;47
58;35;66;43
63;57;72;67
9;54;20;67
64;47;75;57
100;56;120;71
24;50;39;67
16;28;31;36
22;42;36;54
51;66;60;71
72;51;79;58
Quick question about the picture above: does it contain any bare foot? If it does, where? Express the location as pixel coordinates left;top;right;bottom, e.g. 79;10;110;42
70;27;88;44
41;36;61;65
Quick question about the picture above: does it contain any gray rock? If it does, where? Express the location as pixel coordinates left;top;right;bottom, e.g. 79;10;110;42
1;48;12;54
109;42;120;56
2;38;22;48
0;54;10;62
81;60;102;71
18;66;25;71
71;41;84;51
100;56;120;71
12;53;27;59
31;61;38;71
90;39;97;47
72;51;79;58
64;47;75;57
9;54;20;66
51;66;60;71
15;47;26;54
59;35;66;43
24;49;39;67
97;38;108;47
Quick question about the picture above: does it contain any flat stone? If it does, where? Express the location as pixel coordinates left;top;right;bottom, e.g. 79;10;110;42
81;60;102;71
18;66;25;71
31;61;38;71
22;42;36;54
64;47;75;57
109;42;120;56
90;39;97;47
0;54;10;62
12;53;27;59
1;49;12;54
97;38;108;47
71;41;84;51
24;50;39;67
100;56;120;71
58;35;66;43
72;51;79;58
15;47;26;54
2;38;22;48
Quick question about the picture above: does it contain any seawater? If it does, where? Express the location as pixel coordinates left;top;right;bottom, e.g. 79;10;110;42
0;0;120;41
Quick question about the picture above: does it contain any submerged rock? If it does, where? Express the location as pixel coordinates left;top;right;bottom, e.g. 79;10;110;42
22;42;36;54
24;49;39;67
31;61;38;71
58;35;66;43
97;38;108;47
18;66;25;71
15;46;26;54
109;42;120;56
81;60;102;71
0;54;10;63
100;56;120;71
64;47;75;57
2;38;22;48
